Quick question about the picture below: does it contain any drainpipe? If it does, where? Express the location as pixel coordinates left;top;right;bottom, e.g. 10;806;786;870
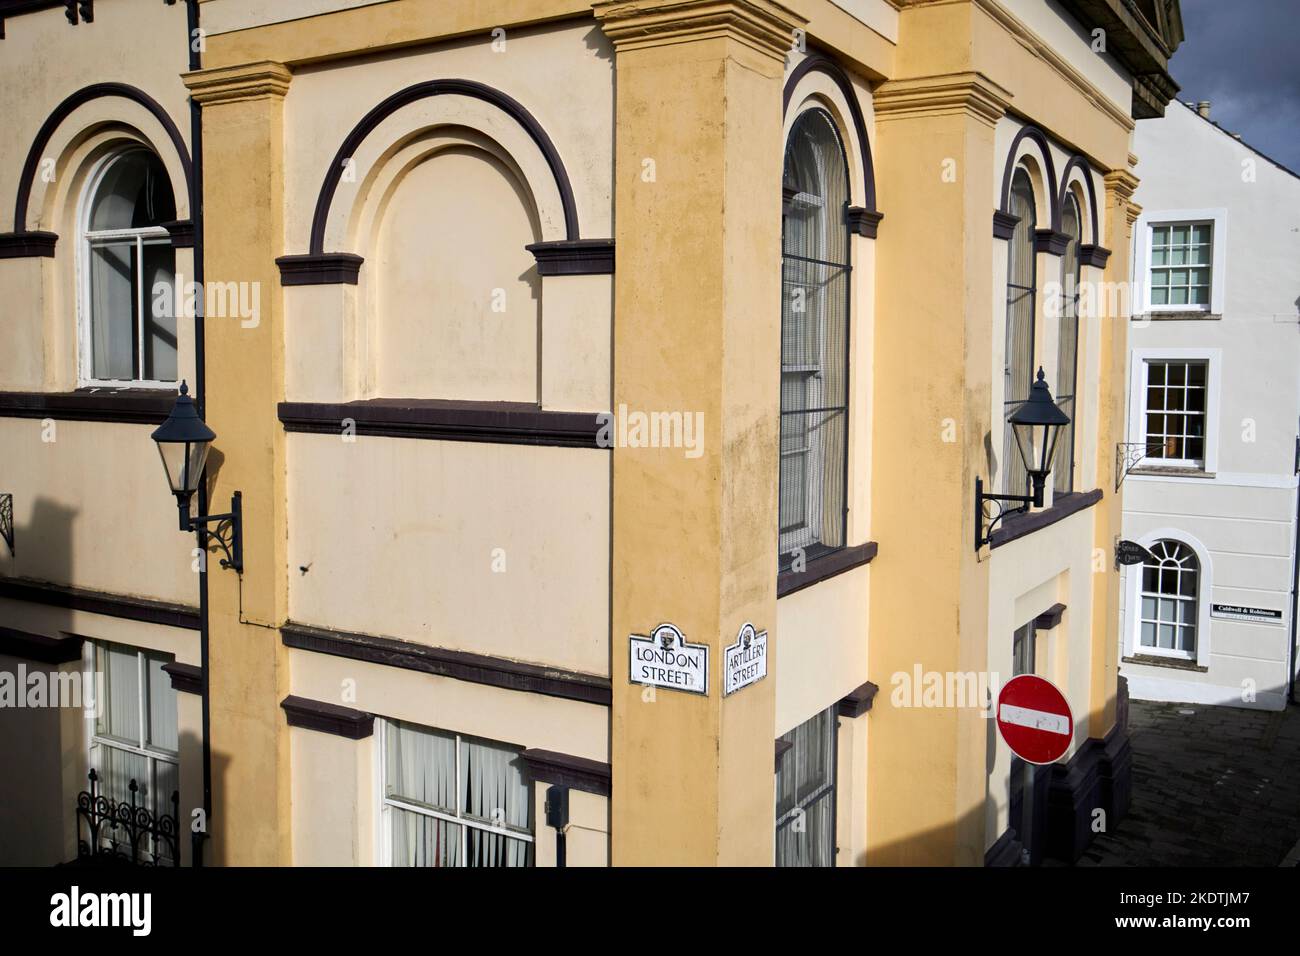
173;0;211;863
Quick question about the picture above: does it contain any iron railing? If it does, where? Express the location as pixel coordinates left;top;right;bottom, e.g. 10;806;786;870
75;768;181;866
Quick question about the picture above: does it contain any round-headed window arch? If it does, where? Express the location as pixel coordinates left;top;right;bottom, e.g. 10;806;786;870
80;146;178;385
1138;539;1200;657
778;107;851;567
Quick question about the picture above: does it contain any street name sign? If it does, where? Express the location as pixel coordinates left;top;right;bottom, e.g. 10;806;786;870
629;623;708;695
723;622;767;696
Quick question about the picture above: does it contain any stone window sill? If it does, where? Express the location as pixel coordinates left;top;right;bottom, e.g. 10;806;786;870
1122;654;1209;673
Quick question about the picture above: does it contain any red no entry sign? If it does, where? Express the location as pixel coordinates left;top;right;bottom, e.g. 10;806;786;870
996;674;1073;765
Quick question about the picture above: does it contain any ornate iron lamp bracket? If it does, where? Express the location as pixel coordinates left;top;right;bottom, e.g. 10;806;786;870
187;491;243;573
974;476;1034;551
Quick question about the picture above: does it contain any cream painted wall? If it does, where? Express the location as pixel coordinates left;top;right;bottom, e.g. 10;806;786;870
532;788;608;866
283;23;612;254
998;0;1133;114
287;643;607;865
286;433;609;675
984;509;1096;842
375;147;540;402
775;565;870;736
0;419;197;605
0;601;202;865
0;0;190;235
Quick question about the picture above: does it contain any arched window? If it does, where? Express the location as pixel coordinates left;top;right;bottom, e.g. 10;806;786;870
1054;191;1082;493
1138;540;1199;657
81;147;177;385
779;108;850;567
1004;167;1036;495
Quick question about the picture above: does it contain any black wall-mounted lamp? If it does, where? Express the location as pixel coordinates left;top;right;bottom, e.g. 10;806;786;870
975;368;1070;550
152;382;243;572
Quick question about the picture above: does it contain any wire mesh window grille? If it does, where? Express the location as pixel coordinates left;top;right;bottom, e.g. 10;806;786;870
779;108;851;569
775;705;838;866
1138;540;1199;656
1004;168;1037;495
1054;192;1081;494
1143;359;1208;465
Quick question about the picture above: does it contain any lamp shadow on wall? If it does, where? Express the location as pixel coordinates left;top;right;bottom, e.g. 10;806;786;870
0;496;77;865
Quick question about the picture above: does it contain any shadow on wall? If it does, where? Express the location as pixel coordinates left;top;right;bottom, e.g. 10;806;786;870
0;496;77;865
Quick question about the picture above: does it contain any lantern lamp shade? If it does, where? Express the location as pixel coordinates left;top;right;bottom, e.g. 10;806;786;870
1008;367;1070;478
150;382;215;497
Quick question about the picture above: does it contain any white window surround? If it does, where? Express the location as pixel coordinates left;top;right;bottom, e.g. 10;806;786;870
375;718;534;867
1132;207;1228;316
1127;347;1222;474
76;148;178;390
1122;527;1213;669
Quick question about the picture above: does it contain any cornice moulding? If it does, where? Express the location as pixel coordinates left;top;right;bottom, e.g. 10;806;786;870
183;61;293;105
592;0;804;60
971;0;1135;132
873;71;1010;127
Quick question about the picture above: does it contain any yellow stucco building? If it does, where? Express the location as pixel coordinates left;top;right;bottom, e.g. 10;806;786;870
0;0;1181;866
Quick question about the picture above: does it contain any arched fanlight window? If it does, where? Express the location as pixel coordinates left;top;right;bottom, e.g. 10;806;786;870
1004;167;1036;495
81;147;178;385
1138;540;1199;657
779;108;850;568
1054;191;1082;493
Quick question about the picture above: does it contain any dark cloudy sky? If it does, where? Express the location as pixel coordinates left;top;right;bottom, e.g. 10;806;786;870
1166;0;1300;172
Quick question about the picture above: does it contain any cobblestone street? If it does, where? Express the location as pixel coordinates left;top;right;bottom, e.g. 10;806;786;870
1079;699;1300;866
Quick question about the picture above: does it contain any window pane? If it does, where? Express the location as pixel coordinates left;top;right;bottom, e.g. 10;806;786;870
775;705;836;867
90;150;177;231
385;721;456;811
465;828;532;868
146;653;178;753
459;736;530;832
91;743;148;810
89;240;138;381
98;643;142;743
1148;363;1166;385
1152;225;1168;244
1191;285;1209;305
142;242;178;381
389;808;460;867
1140;621;1156;647
1193;224;1211;244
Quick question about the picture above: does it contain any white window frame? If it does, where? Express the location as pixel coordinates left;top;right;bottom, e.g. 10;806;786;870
1127;347;1222;474
1133;207;1227;316
76;148;178;390
1122;528;1213;669
376;718;534;867
81;640;180;857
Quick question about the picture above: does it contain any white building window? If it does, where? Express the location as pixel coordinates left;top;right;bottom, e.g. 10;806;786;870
381;719;533;867
1137;540;1199;658
1149;222;1212;308
1133;207;1227;316
79;147;178;386
1128;348;1221;474
1142;359;1208;465
87;641;180;857
775;705;837;866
